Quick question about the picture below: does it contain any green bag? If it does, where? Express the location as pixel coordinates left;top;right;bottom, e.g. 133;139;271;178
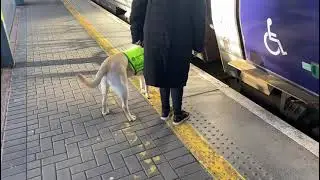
123;46;144;75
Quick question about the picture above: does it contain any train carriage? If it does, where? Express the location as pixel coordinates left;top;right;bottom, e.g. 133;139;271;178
91;0;319;139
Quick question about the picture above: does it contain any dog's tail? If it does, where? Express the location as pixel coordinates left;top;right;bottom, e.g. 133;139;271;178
77;62;108;88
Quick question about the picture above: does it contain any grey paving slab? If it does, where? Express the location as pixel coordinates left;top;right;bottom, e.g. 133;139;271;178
156;162;178;180
1;0;211;180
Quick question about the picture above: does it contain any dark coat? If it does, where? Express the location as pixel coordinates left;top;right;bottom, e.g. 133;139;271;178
130;0;206;88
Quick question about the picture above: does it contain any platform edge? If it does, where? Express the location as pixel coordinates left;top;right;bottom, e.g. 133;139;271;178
191;64;319;158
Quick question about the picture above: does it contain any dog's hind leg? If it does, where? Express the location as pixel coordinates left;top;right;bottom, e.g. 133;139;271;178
100;77;110;115
121;90;136;121
116;77;136;121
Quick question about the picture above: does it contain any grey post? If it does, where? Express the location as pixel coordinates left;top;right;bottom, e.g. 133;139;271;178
1;15;14;68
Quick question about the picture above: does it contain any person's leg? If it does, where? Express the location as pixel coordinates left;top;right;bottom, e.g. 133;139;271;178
170;87;183;115
159;88;171;120
171;87;190;125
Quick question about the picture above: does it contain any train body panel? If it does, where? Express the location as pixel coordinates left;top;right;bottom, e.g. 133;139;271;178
239;0;319;96
210;0;319;102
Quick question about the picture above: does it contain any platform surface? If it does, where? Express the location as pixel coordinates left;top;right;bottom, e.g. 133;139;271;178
1;0;319;179
64;0;318;179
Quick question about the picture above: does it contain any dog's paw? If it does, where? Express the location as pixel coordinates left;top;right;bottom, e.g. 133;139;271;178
130;115;137;121
141;90;150;99
102;109;110;115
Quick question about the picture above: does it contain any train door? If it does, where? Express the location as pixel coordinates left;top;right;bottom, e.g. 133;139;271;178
209;0;244;72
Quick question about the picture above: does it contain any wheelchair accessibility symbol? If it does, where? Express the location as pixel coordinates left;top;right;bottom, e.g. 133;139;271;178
264;18;287;56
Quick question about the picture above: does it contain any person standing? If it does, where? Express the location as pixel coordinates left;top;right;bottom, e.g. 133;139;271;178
130;0;206;125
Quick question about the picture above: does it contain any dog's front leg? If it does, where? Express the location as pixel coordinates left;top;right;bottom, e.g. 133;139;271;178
139;77;144;91
140;76;150;99
143;77;150;99
144;84;149;99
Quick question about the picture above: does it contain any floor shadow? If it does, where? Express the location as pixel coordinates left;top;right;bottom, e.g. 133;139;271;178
23;0;60;6
14;56;106;68
26;70;98;79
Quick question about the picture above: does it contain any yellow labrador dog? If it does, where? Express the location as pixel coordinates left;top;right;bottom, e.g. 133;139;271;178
77;47;148;121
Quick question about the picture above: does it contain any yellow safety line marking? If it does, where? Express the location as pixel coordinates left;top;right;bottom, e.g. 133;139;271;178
62;1;245;179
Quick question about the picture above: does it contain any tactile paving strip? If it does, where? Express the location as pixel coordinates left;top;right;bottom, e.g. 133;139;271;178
183;99;274;180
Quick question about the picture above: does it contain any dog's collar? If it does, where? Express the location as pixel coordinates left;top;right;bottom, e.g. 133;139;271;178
123;46;144;75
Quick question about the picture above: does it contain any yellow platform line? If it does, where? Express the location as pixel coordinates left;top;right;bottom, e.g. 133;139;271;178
62;0;245;179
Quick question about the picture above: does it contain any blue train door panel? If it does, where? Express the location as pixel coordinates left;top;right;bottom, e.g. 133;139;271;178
239;0;319;95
